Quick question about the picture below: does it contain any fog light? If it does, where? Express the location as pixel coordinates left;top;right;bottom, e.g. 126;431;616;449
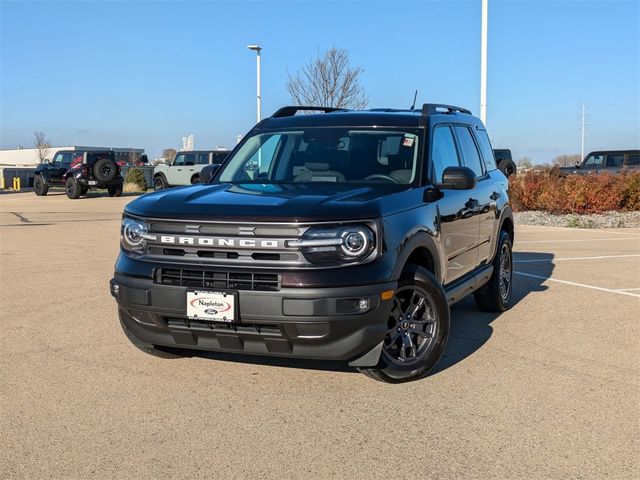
358;298;370;311
110;283;119;297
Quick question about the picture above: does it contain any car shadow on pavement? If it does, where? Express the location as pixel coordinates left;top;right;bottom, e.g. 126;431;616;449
174;251;555;377
431;251;554;375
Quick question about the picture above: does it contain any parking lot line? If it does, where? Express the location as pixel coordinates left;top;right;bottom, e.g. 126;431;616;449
514;271;640;298
518;237;640;244
514;254;640;263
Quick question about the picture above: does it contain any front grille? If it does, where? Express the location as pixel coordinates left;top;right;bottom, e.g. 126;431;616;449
156;268;281;291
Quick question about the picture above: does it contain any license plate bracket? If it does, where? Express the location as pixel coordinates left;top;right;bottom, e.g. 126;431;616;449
186;290;237;322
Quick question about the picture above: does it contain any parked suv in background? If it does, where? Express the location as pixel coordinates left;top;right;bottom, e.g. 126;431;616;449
559;150;640;175
153;150;230;190
493;149;517;177
34;150;123;199
111;104;514;383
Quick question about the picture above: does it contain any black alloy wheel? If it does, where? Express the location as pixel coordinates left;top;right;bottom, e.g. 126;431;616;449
358;265;450;383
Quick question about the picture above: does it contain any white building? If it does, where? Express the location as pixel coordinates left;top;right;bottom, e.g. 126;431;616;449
181;134;194;151
0;145;144;167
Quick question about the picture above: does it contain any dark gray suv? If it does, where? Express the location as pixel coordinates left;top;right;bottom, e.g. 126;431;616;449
110;104;514;383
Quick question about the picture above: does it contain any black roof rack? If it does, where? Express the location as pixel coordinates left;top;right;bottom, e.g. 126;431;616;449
271;106;347;118
421;103;472;115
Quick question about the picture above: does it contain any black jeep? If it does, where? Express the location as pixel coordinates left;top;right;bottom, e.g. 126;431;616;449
110;104;514;383
34;150;124;199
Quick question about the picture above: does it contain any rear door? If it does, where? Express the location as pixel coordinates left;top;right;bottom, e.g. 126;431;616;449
472;128;506;265
431;125;482;284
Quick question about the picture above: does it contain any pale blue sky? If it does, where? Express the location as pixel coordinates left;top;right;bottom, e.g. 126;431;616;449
1;0;639;163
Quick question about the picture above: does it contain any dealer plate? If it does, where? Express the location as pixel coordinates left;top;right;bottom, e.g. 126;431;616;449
186;290;236;322
88;180;98;186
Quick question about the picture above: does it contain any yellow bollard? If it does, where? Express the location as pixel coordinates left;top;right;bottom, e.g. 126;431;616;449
13;177;21;191
0;177;5;189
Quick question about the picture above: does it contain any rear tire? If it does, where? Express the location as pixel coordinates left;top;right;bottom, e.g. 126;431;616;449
34;176;48;196
119;311;184;359
107;184;123;197
358;265;450;383
474;230;513;312
65;177;82;199
154;175;168;191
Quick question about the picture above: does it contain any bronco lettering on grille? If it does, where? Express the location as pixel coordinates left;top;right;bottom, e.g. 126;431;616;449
158;235;282;249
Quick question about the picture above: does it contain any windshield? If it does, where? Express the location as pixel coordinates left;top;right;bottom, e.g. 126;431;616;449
218;128;421;185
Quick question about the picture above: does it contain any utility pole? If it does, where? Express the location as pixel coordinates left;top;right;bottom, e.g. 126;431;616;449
247;45;262;123
579;102;588;161
480;0;488;125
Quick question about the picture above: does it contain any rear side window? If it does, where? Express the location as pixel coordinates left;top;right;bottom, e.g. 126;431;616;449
454;126;484;177
196;153;210;165
430;126;460;183
475;129;497;171
626;155;640;166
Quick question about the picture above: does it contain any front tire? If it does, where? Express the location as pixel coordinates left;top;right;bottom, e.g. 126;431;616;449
34;176;49;196
474;230;513;312
358;265;450;383
153;175;168;191
65;177;82;199
119;311;183;359
190;174;200;184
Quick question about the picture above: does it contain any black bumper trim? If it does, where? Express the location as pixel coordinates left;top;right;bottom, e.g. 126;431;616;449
111;273;396;363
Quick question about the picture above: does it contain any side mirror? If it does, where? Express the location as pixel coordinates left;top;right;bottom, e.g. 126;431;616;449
440;166;477;190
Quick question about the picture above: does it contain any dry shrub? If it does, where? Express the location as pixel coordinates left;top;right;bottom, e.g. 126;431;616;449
509;170;640;214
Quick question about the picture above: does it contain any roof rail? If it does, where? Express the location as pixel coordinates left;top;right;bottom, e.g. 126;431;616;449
421;103;472;116
271;106;346;118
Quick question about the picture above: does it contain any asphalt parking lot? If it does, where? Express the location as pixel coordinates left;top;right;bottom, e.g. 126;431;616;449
1;191;638;479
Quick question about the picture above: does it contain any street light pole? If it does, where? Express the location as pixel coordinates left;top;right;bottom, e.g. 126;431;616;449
247;45;262;123
480;0;488;125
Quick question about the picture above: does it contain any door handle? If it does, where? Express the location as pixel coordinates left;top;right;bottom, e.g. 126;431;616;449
490;191;501;201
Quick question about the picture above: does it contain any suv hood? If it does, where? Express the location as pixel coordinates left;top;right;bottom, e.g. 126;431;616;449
125;183;419;221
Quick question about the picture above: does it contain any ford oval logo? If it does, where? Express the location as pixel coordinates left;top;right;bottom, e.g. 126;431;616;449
204;308;218;315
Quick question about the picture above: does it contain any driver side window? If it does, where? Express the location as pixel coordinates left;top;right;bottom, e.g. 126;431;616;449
430;126;461;183
173;154;186;166
584;155;604;167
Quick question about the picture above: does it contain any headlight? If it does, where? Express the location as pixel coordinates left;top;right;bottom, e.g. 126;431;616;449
288;225;377;264
121;217;152;253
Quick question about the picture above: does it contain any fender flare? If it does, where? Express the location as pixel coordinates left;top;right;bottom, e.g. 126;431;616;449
391;230;443;283
493;206;515;260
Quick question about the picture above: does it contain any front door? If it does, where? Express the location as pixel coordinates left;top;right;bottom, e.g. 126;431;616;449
166;153;196;185
430;125;481;284
50;152;73;185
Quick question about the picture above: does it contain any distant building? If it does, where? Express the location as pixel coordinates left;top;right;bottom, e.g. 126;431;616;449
182;134;194;151
0;145;144;167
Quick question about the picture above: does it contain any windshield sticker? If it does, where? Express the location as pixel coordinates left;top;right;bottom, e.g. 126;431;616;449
402;136;415;148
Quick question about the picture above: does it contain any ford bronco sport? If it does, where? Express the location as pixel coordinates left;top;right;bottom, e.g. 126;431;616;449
153;150;230;190
110;104;514;383
34;149;124;199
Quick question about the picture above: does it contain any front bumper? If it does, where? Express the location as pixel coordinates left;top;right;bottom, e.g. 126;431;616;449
111;272;396;365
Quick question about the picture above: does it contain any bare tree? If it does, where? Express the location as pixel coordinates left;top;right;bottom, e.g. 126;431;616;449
34;131;51;163
516;157;534;170
553;154;581;167
286;47;368;109
162;148;177;164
